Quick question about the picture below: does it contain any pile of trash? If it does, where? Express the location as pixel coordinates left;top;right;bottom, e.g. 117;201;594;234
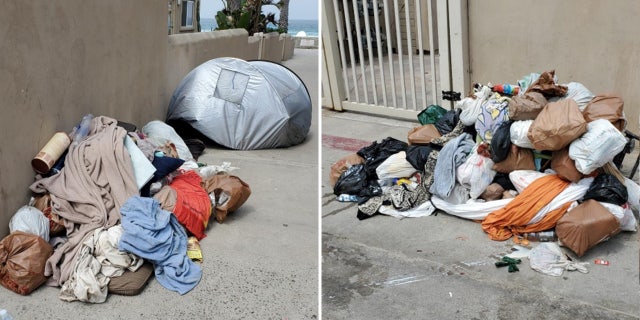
330;70;639;263
0;115;251;302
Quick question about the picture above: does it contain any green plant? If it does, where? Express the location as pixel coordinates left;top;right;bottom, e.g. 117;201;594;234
214;0;279;35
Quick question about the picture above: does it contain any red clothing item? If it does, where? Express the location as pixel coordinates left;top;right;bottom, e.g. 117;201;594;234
482;174;571;241
170;170;212;240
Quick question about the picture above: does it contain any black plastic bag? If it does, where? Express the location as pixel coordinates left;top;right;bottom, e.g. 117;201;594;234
417;105;448;125
357;137;408;179
405;145;438;171
333;164;382;198
434;109;461;135
492;172;516;191
583;173;628;206
490;121;513;163
463;124;478;140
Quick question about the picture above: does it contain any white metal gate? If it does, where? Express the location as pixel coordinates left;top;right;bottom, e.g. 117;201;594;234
322;0;469;118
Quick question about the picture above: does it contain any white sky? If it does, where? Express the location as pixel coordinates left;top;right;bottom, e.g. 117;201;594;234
200;0;319;20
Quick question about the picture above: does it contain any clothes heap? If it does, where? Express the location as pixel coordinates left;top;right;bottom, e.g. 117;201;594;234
0;115;251;302
331;70;639;260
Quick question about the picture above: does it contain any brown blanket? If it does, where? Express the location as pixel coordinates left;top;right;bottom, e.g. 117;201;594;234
30;116;138;286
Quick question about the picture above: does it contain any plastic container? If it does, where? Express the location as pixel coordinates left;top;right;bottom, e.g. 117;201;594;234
337;194;359;202
71;114;94;145
523;230;557;242
492;84;520;96
0;309;14;320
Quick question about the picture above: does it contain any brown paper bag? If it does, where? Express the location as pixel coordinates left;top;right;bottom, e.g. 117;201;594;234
480;183;505;201
33;194;66;237
202;175;252;223
492;145;536;173
583;94;626;131
407;124;441;145
0;231;53;295
524;70;568;97
551;147;583;182
556;200;621;257
527;99;587;151
508;92;547;121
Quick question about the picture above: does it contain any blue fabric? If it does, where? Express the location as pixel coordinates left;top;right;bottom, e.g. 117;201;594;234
140;156;185;197
429;133;474;198
119;196;201;295
151;156;185;181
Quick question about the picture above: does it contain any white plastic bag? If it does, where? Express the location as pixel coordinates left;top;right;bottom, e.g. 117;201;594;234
142;120;194;161
565;82;595;111
378;200;436;219
598;202;625;222
621;205;638;232
459;85;492;126
198;162;239;180
456;155;474;186
509;120;535;149
375;151;417;180
549;82;594;111
517;72;541;92
509;170;550;194
9;206;50;242
600;202;637;232
441;183;471;205
624;177;640;213
529;242;588;277
568;119;627;174
431;196;513;220
469;153;496;199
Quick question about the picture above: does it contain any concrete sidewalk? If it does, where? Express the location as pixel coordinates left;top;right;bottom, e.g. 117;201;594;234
321;108;640;319
0;49;319;320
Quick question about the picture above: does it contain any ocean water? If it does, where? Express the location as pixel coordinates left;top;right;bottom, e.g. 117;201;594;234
200;18;318;37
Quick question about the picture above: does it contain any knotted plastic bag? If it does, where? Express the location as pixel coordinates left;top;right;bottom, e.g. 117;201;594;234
0;231;53;295
583;173;628;206
417;105;447;125
9;206;50;242
529;242;588;277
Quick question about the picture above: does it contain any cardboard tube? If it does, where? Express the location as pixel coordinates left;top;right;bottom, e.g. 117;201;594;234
32;132;71;174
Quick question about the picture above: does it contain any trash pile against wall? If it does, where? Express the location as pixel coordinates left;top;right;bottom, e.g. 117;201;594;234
1;115;251;302
330;70;639;265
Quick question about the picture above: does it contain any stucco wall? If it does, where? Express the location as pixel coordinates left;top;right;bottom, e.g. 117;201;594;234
257;32;287;62
467;0;640;132
0;1;168;237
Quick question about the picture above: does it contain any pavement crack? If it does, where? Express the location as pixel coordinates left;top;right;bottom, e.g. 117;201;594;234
322;202;357;217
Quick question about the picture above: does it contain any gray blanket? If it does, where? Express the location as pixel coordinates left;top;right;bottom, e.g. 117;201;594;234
429;133;474;198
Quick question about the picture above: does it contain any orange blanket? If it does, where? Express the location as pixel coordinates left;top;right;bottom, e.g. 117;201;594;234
482;174;571;241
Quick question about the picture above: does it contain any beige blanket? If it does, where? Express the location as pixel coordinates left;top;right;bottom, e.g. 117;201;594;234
30;116;138;286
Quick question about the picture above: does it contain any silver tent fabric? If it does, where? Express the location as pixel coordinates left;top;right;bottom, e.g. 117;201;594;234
166;57;312;150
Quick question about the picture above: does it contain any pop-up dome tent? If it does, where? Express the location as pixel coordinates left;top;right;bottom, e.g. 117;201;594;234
166;57;312;150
